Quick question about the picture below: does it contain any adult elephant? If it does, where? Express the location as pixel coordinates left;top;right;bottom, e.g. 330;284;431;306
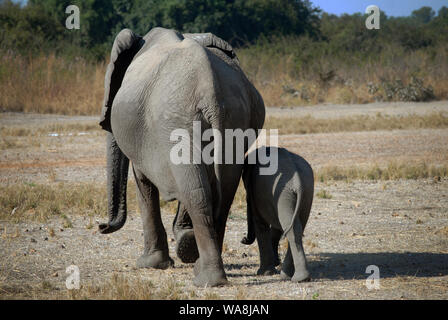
98;27;265;287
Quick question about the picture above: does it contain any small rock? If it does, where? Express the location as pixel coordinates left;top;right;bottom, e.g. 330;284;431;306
52;272;58;277
60;228;64;232
61;244;66;249
242;253;248;258
31;238;37;243
44;237;48;241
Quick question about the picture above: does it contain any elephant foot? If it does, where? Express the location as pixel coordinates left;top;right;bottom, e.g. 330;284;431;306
291;270;311;283
136;251;174;270
281;270;310;282
192;258;228;287
175;229;199;263
257;266;277;276
280;270;292;280
193;269;228;287
240;236;253;245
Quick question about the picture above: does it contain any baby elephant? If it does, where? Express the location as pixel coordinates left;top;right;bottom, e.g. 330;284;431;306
241;146;314;282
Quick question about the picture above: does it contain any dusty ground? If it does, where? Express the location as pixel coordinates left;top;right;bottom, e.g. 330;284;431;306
0;101;447;299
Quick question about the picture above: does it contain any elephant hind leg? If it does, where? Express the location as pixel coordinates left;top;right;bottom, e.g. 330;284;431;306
254;215;277;276
133;167;174;269
171;164;227;287
281;218;310;282
173;202;199;263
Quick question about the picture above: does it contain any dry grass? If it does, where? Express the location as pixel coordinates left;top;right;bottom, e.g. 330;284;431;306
238;43;448;106
0;161;445;224
0;274;189;300
0;53;105;115
316;162;448;182
264;113;448;135
67;274;189;300
316;189;333;199
0;123;102;137
0;181;179;223
1;45;448;114
0;122;104;150
0;182;110;223
229;161;448;212
0;135;42;150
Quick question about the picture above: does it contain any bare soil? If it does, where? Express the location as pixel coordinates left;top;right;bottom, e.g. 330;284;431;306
1;101;447;299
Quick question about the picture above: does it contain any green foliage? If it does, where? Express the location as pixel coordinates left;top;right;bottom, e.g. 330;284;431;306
411;6;435;24
0;0;65;52
1;0;321;58
0;1;447;65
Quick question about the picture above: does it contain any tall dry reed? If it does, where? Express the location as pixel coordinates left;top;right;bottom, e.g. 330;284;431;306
0;42;447;114
0;52;106;115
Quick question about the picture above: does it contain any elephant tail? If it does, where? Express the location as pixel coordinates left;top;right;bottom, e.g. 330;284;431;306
209;110;223;224
99;133;130;234
281;171;302;240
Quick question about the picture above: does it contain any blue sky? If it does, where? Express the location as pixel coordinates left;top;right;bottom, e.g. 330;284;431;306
310;0;447;16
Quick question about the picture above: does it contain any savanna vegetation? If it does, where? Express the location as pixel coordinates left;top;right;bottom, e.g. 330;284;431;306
0;0;447;113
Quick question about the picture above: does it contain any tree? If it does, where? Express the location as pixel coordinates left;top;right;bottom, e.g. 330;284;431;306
411;6;435;24
0;0;66;53
438;6;448;18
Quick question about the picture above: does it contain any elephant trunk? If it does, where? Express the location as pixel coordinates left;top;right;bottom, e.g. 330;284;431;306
99;133;129;234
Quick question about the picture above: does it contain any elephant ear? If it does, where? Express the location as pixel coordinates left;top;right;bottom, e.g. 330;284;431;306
99;29;144;132
183;32;239;65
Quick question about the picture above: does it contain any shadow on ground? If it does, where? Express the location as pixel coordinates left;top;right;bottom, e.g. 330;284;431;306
308;252;448;280
223;252;448;285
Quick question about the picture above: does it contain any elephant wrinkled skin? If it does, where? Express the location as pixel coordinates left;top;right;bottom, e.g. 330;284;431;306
98;27;265;287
